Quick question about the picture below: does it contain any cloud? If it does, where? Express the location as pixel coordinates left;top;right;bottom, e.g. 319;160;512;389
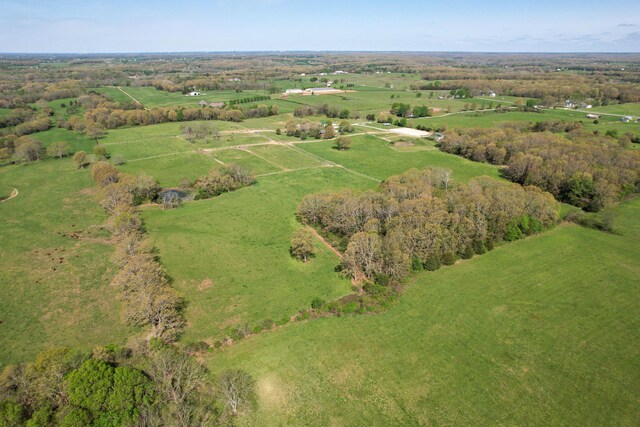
617;23;638;27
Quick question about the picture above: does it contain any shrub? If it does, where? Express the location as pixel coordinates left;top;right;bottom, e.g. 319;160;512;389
92;144;108;160
442;252;457;266
73;151;89;168
311;297;325;310
461;245;475;260
423;255;442;271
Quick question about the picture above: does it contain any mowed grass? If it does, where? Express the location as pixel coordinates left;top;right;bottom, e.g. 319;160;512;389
142;167;375;344
296;134;501;182
0;159;131;366
207;198;640;426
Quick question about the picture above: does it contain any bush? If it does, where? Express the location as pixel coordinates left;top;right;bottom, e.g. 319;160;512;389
461;245;475;259
311;297;325;310
184;341;210;353
423;255;442;271
442;252;457;266
92;144;108;160
342;302;358;314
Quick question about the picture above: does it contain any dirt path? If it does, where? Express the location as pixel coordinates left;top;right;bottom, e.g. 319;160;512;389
115;86;148;110
0;188;18;203
306;226;342;259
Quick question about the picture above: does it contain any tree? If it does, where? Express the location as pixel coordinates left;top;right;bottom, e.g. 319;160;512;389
86;123;106;143
13;137;44;162
65;359;154;426
216;370;255;417
338;121;354;133
334;136;352;151
323;123;336;139
133;174;160;203
92;144;108;161
47;141;70;158
290;228;315;262
148;349;214;426
91;162;119;187
73;151;89;169
342;232;383;279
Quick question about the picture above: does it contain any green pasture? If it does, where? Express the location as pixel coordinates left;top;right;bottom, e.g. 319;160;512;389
295;134;501;182
0;159;131;365
142;167;374;344
578;103;640;116
207;198;640;426
94;86;271;108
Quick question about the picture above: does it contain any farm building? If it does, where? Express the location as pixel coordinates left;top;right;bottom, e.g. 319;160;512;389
188;91;201;96
304;87;344;95
586;114;600;119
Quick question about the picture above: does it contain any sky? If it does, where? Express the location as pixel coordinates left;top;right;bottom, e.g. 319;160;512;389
0;0;638;53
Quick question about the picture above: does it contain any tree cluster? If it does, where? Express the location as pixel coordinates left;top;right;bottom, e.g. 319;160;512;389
294;103;354;120
299;168;558;282
0;344;256;426
440;127;640;211
193;164;256;199
90;163;186;342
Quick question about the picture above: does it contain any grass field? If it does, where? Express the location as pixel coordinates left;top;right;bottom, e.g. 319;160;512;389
0;159;131;365
296;134;501;182
142;167;375;344
93;86;272;108
412;108;640;136
206;197;640;426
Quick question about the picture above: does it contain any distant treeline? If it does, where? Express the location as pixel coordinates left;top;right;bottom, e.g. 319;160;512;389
440;126;640;211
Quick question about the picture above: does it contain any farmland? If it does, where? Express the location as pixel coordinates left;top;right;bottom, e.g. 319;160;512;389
0;52;639;425
207;198;640;425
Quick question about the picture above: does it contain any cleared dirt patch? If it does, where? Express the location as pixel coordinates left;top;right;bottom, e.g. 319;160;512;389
389;128;432;137
198;278;214;291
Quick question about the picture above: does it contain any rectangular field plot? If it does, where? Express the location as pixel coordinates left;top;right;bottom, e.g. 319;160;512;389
118;152;222;186
104;136;193;161
246;144;327;171
210;148;281;175
296;134;501;182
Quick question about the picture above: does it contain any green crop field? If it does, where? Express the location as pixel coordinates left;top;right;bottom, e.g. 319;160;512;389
206;197;640;426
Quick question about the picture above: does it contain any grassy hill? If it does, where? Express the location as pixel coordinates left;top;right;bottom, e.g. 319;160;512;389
206;198;640;425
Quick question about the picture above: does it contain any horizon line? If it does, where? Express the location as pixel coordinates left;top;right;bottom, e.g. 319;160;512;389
1;50;640;56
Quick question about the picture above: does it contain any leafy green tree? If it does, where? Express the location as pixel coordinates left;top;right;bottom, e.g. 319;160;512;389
290;228;315;262
92;144;107;161
334;136;352;151
72;151;88;169
66;359;114;414
47;141;70;158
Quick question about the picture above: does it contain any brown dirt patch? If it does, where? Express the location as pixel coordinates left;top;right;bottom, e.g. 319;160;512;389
394;140;415;147
198;278;214;291
78;188;94;195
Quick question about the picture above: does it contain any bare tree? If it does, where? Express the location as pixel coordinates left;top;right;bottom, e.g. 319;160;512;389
216;369;255;417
